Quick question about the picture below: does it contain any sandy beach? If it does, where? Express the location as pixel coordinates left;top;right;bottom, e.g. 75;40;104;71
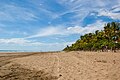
0;51;120;80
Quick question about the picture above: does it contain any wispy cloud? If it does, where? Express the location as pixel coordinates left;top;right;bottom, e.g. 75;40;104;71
66;20;105;35
98;5;120;20
27;27;64;38
0;38;30;44
0;38;45;47
27;20;105;38
55;0;120;25
0;37;74;51
0;4;38;22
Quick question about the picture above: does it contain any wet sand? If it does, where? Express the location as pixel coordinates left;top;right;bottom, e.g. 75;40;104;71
0;51;120;80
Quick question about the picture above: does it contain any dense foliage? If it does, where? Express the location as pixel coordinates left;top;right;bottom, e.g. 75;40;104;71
63;22;120;51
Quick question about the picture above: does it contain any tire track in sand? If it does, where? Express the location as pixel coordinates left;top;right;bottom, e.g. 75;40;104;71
50;53;60;78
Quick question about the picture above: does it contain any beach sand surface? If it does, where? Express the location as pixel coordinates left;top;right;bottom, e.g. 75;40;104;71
0;51;120;80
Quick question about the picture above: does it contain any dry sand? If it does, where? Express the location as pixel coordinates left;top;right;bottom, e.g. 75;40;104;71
0;51;120;80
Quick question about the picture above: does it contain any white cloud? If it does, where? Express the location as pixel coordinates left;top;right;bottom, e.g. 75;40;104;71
97;4;120;20
0;37;72;45
56;0;120;24
0;37;74;51
27;20;105;38
67;20;105;35
27;27;64;38
98;9;120;20
0;38;30;44
0;38;44;47
111;5;120;12
0;4;38;21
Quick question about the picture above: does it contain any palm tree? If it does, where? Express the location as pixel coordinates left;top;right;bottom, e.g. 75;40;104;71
63;22;120;52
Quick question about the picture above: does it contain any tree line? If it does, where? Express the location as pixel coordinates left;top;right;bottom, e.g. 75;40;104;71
63;22;120;52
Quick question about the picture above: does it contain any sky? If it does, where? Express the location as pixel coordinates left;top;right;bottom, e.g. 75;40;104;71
0;0;120;51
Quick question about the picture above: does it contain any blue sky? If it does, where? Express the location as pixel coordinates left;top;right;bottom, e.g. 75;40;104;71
0;0;120;51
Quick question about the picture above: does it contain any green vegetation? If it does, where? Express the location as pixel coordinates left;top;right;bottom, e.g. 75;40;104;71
63;22;120;51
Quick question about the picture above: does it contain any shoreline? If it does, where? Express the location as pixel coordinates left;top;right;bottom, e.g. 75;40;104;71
0;50;120;56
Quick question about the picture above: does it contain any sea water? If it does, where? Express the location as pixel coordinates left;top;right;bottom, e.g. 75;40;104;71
0;50;42;52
